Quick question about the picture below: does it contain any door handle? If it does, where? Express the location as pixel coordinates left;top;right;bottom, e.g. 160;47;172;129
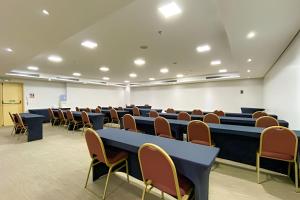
2;100;22;104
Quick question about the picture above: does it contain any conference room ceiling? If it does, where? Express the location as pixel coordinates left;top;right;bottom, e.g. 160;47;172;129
1;0;300;85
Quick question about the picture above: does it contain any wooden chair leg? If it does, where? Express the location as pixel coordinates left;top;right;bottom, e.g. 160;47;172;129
103;166;113;199
125;160;129;183
256;153;260;184
84;160;93;188
295;161;299;191
142;186;147;200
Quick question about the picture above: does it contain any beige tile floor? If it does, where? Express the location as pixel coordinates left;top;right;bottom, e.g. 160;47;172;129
0;124;299;200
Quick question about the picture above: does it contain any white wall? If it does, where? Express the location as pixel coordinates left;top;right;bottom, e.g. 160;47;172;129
23;80;66;110
66;83;126;109
130;79;263;112
264;33;300;129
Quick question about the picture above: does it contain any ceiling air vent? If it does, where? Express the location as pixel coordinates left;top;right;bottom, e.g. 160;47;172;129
163;79;177;83
55;77;79;81
205;75;226;80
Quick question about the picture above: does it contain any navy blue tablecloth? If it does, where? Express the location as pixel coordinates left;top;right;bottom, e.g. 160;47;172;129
241;107;265;114
133;116;300;175
101;109;129;120
28;108;71;123
72;112;104;130
94;128;219;200
159;113;287;127
20;113;45;142
124;108;162;116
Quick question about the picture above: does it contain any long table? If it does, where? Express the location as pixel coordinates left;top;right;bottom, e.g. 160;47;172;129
101;109;129;121
133;116;300;175
94;128;219;200
20;113;45;142
174;110;278;119
28;108;71;122
159;113;288;127
124;108;163;116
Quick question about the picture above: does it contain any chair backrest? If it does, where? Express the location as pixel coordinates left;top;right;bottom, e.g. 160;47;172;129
48;108;55;119
123;114;137;132
166;108;175;113
213;110;225;117
177;112;191;121
110;108;119;121
203;113;220;124
58;109;65;120
138;143;182;198
260;126;298;161
133;107;140;116
255;116;279;128
81;111;90;124
252;111;268;119
75;107;80;111
84;128;109;164
16;113;25;127
66;110;74;121
149;110;159;118
108;106;112;109
95;107;101;113
9;112;16;124
154;117;172;137
118;106;124;110
86;108;91;112
191;109;203;115
187;120;211;146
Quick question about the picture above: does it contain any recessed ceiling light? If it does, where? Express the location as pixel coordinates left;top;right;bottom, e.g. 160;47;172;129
247;69;251;73
129;73;137;78
27;66;39;71
196;45;211;53
159;2;182;18
4;48;13;52
247;58;252;62
81;40;98;49
210;60;221;65
102;77;110;80
48;55;63;63
176;74;184;78
73;72;81;77
99;66;109;72
124;80;130;83
42;9;49;15
134;58;146;66
149;78;155;81
247;31;256;39
160;68;169;73
219;69;227;73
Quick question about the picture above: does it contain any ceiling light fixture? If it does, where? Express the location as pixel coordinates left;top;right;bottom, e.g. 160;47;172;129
160;68;169;73
149;78;155;81
219;69;227;73
247;58;252;62
42;9;49;15
134;58;146;66
129;73;137;78
102;77;110;80
124;80;130;83
48;55;63;63
196;45;211;53
247;69;251;73
99;66;109;72
73;72;81;77
247;31;256;39
159;2;182;18
4;48;13;52
27;66;39;71
176;74;184;78
81;40;98;49
210;60;221;65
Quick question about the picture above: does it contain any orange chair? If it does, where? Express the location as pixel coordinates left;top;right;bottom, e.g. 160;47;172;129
252;111;268;119
138;143;193;200
187;120;213;146
257;126;298;190
166;108;175;113
81;111;93;133
191;109;203;115
95;107;101;113
214;110;225;117
86;107;91;112
108;106;113;109
48;108;59;126
154;117;173;139
110;108;120;125
177;112;191;121
255;116;279;128
66;111;82;131
133;107;140;116
15;113;28;135
122;114;138;132
58;109;67;126
149;110;159;118
117;106;124;110
9;112;20;135
84;128;129;199
75;107;80;111
203;113;220;124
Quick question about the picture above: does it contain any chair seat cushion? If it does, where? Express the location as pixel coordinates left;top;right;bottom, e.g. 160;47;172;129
159;134;174;139
191;140;210;146
106;149;128;164
261;151;294;161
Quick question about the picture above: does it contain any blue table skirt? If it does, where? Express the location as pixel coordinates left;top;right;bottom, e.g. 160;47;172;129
241;107;265;114
20;113;45;142
124;108;162;116
93;128;219;200
100;109;129;121
133;116;300;176
28;108;71;123
159;113;287;127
